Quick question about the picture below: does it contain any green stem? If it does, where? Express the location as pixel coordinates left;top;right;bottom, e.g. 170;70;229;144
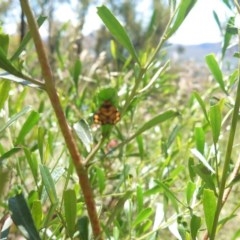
210;33;240;240
20;1;102;239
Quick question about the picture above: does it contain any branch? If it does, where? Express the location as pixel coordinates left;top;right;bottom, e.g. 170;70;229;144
19;0;102;238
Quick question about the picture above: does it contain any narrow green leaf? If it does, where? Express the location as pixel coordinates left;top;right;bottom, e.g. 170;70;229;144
0;147;22;163
222;17;235;59
212;11;221;33
39;164;58;205
130;110;179;141
15;111;40;144
64;189;77;238
95;167;105;194
78;216;89;240
193;164;216;193
0;72;43;88
38;126;45;161
10;16;47;61
0;33;9;55
0;48;25;78
24;148;38;184
132;207;153;228
31;200;42;229
97;5;139;64
136;186;144;211
139;61;170;93
0;80;11;110
190;214;201;239
193;92;209;123
157;181;180;211
209;102;222;144
72;59;81;89
203;189;216;234
0;105;32;133
191;148;215;173
205;54;227;94
73;119;93;152
136;135;144;160
188;157;196;181
194;126;205;154
8;193;41;240
166;0;197;39
186;181;196;205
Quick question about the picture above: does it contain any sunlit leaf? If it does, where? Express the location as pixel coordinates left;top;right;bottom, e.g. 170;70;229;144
39;165;58;205
73;119;93;152
97;5;139;64
166;0;197;39
209;102;222;144
15;111;40;144
64;189;77;238
205;54;227;94
132;207;153;228
203;189;216;234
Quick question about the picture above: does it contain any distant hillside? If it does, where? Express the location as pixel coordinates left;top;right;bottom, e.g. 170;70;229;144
167;42;238;71
167;42;221;63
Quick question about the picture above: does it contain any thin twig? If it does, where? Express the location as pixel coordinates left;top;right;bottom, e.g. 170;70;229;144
19;0;102;238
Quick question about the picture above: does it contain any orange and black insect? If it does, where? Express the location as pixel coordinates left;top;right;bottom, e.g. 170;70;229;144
93;100;120;125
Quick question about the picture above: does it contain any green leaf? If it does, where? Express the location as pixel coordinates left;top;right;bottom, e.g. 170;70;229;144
24;148;38;184
136;185;144;211
10;16;47;61
132;207;153;228
0;33;9;55
136;134;144;160
78;216;89;240
0;147;22;163
0;48;25;78
209;102;222;144
156;181;181;212
194;126;205;154
38;126;45;161
0;105;32;133
15;110;40;144
193;92;209;123
203;189;216;234
222;17;235;59
39;164;58;205
8;193;41;240
205;54;227;94
193;164;216;193
72;59;81;89
191;148;215;173
64;189;77;238
97;5;139;64
186;181;196;205
73;119;93;153
31;200;43;229
190;214;201;239
96;87;119;107
0;79;11;110
0;72;43;88
166;0;197;39
95;167;105;194
130;110;179;141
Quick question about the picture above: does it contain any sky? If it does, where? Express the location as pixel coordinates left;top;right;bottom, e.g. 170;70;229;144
80;0;233;45
3;0;233;45
169;0;233;45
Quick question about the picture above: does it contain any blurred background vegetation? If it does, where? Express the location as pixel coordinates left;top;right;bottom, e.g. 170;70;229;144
1;0;240;239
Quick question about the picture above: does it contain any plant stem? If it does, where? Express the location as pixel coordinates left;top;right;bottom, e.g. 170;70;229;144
210;33;240;240
20;0;102;239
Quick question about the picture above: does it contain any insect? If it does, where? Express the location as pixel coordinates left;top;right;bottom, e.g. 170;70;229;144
93;100;120;125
